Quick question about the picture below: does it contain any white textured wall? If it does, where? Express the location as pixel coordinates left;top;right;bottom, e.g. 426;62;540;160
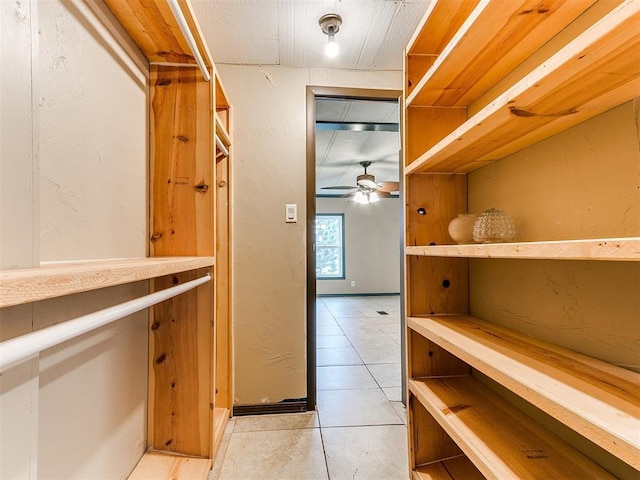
316;197;400;295
0;1;148;478
216;63;401;404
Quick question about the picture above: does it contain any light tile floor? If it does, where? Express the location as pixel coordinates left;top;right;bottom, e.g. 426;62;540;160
210;295;407;480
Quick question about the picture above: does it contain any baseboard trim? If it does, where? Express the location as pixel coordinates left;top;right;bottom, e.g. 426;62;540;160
233;399;308;416
317;292;400;297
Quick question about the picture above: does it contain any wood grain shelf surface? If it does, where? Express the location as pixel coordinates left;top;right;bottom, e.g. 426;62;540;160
405;237;640;261
127;451;211;480
104;0;213;67
0;256;215;309
408;315;640;468
413;456;484;480
406;0;595;107
406;0;640;173
409;377;616;479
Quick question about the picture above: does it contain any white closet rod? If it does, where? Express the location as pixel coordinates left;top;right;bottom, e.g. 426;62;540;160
0;274;211;374
166;0;211;82
215;135;229;157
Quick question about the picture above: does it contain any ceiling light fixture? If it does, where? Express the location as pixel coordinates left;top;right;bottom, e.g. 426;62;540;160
354;190;368;204
319;13;342;58
353;188;381;205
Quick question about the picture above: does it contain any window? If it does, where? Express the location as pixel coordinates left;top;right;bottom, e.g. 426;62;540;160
316;214;345;279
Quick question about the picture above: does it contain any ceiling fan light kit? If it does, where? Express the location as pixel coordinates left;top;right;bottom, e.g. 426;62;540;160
354;190;379;205
321;161;399;204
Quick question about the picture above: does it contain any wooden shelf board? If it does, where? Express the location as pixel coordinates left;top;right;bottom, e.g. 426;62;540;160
407;0;595;107
413;456;484;480
406;1;640;174
0;256;214;309
128;451;211;480
104;0;213;67
215;113;231;148
405;237;640;261
406;0;478;56
409;377;615;479
408;315;640;468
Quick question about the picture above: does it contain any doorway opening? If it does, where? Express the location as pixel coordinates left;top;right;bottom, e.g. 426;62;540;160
305;87;404;411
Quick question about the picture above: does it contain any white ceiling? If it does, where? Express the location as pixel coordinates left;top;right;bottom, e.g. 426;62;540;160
190;0;429;196
316;97;399;195
191;0;430;71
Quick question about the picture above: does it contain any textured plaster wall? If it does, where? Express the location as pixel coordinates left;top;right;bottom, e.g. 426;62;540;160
216;64;401;404
468;100;640;478
316;196;400;295
468;101;640;370
0;1;148;478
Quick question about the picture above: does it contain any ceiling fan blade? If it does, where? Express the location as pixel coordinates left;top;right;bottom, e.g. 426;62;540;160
377;181;400;192
357;178;378;189
341;192;357;198
321;186;357;190
375;191;392;198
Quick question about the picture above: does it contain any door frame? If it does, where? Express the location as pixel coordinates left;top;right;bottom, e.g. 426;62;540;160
305;86;403;411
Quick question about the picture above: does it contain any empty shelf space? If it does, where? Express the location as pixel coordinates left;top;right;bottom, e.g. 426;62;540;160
406;0;640;174
128;451;211;480
405;237;640;261
407;0;595;107
409;377;615;479
413;456;484;480
408;315;640;468
0;256;215;308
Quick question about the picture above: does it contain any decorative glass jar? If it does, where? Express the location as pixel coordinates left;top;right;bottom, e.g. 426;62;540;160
473;208;516;243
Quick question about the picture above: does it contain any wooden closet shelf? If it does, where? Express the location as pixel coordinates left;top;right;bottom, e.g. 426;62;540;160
0;256;215;308
104;0;213;67
406;0;478;57
408;315;640;468
406;1;640;174
127;451;212;480
413;456;483;480
405;237;640;261
409;377;615;479
406;0;595;107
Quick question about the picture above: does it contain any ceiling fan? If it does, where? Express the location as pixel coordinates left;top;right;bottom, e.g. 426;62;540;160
321;161;400;204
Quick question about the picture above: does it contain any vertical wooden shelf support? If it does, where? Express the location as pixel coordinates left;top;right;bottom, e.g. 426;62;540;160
103;0;234;474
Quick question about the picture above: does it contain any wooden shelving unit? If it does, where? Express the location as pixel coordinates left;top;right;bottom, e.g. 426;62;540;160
406;0;640;174
410;376;615;479
101;1;233;478
403;1;640;478
409;315;640;468
0;256;214;308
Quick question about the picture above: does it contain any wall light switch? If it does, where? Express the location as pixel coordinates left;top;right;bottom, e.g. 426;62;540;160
285;204;297;223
